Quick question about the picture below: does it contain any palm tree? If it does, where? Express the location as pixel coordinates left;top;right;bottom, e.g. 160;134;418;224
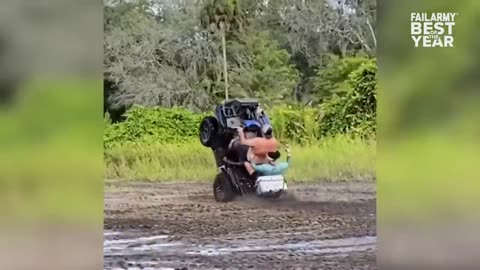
200;0;242;100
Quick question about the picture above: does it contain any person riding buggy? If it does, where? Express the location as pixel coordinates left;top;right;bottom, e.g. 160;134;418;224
199;98;290;202
231;124;291;177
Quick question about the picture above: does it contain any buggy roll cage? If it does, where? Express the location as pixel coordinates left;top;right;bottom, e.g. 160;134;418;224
220;98;259;117
215;98;271;128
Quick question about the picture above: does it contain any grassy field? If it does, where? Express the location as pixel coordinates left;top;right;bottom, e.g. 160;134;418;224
105;136;375;182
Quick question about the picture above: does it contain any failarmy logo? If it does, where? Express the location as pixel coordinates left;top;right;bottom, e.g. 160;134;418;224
411;12;458;48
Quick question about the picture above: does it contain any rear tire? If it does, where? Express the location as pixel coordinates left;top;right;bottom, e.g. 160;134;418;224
213;172;235;202
199;116;218;147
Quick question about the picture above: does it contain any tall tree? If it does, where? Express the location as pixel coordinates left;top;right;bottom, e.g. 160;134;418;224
200;0;242;100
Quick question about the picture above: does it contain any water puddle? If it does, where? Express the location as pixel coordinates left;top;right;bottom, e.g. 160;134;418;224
187;236;375;256
104;230;376;269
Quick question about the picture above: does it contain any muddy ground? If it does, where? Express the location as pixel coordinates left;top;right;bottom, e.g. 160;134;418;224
104;181;376;270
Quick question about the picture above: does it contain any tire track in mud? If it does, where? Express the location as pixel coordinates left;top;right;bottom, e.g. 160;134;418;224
104;181;376;270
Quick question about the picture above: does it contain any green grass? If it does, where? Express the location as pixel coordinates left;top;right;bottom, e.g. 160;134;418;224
105;136;375;182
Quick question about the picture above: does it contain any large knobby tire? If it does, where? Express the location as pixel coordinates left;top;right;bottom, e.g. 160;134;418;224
213;172;235;203
199;116;218;147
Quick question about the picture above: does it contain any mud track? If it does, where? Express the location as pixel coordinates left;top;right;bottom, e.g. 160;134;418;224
104;181;376;270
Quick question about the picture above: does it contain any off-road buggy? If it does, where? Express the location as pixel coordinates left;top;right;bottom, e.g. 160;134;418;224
199;98;288;202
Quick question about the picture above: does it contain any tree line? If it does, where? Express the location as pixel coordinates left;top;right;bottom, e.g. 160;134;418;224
104;0;376;122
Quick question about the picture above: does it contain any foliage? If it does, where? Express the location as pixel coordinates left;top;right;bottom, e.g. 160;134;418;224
104;105;206;148
104;0;377;114
312;54;371;103
103;0;377;148
105;64;377;148
200;0;242;33
104;104;325;148
104;105;313;148
229;31;300;103
104;0;217;112
268;105;321;145
253;0;376;96
319;58;377;137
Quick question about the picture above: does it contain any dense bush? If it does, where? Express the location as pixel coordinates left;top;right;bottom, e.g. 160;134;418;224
319;58;377;137
268;105;321;144
268;58;377;141
312;54;371;103
104;105;319;147
104;106;206;148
